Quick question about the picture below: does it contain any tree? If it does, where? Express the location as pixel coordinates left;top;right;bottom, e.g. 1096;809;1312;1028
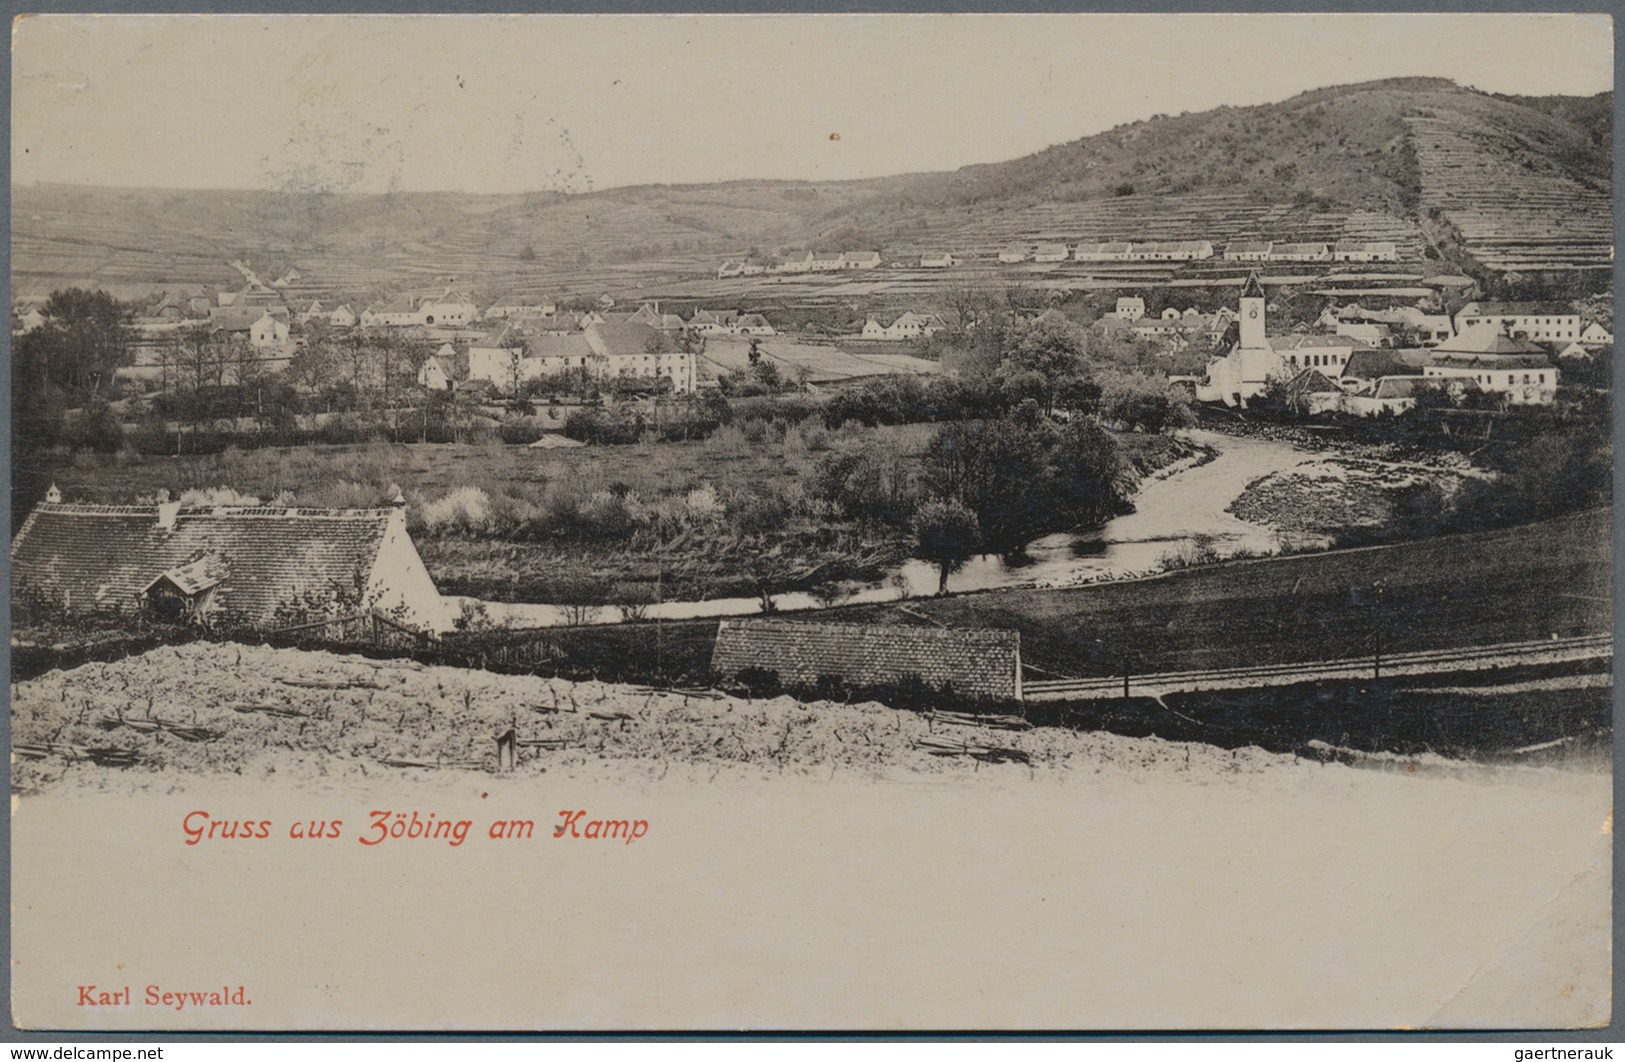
912;500;981;595
1001;309;1089;414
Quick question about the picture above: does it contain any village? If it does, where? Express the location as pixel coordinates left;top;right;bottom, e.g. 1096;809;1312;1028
7;66;1614;789
10;245;1612;728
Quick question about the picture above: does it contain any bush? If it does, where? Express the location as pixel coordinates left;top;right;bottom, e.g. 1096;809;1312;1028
419;486;493;534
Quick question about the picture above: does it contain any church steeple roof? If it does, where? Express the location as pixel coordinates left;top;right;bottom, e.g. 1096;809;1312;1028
1239;272;1265;300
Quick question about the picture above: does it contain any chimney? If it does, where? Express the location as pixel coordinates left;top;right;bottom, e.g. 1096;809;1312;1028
157;501;182;530
44;483;61;504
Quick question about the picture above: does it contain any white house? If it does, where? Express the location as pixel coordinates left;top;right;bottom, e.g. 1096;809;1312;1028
919;252;955;269
863;312;945;340
1128;241;1214;261
417;354;455;391
1579;322;1613;348
811;252;846;273
249;311;292;352
842;251;882;270
717;260;745;279
773;251;815;274
999;246;1031;264
1268;243;1331;262
1333;241;1398;262
328;304;358;328
1115;297;1147;321
1032;244;1069;263
1423;354;1558;405
1223;241;1273;261
1074;242;1133;262
1452;303;1582;344
419;289;478;327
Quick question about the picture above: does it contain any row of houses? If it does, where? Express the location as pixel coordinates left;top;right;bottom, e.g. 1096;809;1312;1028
445;320;699;395
997;240;1398;264
718;251;881;277
860;312;949;341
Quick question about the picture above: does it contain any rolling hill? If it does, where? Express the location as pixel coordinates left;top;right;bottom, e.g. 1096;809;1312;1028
11;78;1612;300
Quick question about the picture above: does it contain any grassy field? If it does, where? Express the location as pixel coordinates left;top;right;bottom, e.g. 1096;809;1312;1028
45;423;1188;604
697;335;939;385
837;507;1613;678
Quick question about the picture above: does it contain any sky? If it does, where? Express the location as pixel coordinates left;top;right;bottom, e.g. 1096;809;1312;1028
11;13;1615;195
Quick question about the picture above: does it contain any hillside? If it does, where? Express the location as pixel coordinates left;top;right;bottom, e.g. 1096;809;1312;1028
11;78;1612;299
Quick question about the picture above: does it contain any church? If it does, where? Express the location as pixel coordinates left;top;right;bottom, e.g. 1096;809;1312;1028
1197;273;1287;405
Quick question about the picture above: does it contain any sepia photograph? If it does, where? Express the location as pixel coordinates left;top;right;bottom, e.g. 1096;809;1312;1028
6;12;1615;1032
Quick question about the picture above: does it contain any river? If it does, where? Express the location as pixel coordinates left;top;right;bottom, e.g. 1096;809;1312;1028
449;428;1316;629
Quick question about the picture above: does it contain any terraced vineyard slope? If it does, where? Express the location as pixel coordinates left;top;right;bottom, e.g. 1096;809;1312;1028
11;79;1610;297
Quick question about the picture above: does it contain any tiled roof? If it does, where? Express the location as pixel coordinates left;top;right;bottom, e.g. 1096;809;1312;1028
474;321;525;349
1286;368;1342;395
1465;302;1575;317
1341;349;1432;380
712;618;1021;701
1433;322;1546;356
1430;353;1554;370
526;333;595;359
12;504;398;626
585;321;664;358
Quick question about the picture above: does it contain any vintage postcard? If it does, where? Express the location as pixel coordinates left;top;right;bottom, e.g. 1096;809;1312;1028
8;12;1614;1031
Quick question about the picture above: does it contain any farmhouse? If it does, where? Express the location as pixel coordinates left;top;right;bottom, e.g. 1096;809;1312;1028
1223;241;1273;261
711;618;1023;702
1074;242;1132;262
1453;302;1580;343
862;312;945;340
586;321;697;393
1268;243;1331;262
1423;354;1558;405
419;288;478;327
249;310;292;352
1333;241;1398;262
999;245;1031;263
417;349;456;391
919;252;956;268
1579;322;1613;347
1032;243;1070;263
773;251;815;274
842;251;883;270
689;309;741;334
11;498;451;633
736;313;775;335
1128;241;1213;261
1423;324;1558;404
1115;297;1147;321
811;251;846;273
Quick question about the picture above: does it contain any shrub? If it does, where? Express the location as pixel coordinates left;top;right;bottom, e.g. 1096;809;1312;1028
419;486;493;534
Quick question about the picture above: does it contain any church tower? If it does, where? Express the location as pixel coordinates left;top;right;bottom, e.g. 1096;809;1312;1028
1238;271;1266;350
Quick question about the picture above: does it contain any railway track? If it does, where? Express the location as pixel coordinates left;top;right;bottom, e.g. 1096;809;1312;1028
1024;633;1613;701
